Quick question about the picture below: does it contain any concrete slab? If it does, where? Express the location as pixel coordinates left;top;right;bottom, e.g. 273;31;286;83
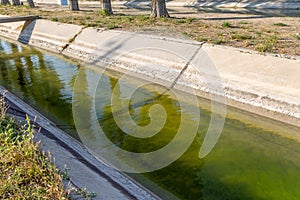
18;19;83;53
179;44;300;125
0;15;25;41
63;28;202;84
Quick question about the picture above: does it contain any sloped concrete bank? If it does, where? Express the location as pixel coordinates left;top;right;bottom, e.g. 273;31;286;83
1;16;298;127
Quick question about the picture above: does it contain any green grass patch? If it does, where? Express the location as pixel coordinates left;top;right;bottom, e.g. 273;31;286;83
213;38;224;44
273;22;288;27
255;36;278;53
231;33;252;41
239;21;250;24
222;21;232;28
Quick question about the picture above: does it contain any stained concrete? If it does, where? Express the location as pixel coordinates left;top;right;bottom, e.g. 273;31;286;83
0;16;298;126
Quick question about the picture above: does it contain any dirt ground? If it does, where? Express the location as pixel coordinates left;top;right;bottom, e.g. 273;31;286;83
0;4;299;56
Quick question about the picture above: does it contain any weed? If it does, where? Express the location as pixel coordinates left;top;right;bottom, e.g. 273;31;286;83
232;33;252;41
294;35;300;40
50;17;59;22
136;15;150;21
0;98;68;199
197;37;208;42
176;19;186;24
222;21;232;28
254;31;262;36
213;38;223;44
182;31;192;37
107;24;118;29
273;22;288;27
99;9;112;16
74;188;97;200
239;21;250;24
186;17;196;24
217;32;224;37
255;36;278;52
60;165;70;180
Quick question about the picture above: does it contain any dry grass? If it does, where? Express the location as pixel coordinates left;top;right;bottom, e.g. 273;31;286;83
0;97;68;199
0;5;299;56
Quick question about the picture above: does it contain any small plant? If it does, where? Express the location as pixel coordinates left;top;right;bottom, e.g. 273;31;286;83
74;188;97;200
222;21;232;28
273;22;288;27
186;17;196;24
294;35;300;40
176;19;186;24
85;15;91;20
239;21;250;24
99;9;111;16
182;31;192;37
197;37;208;42
255;36;278;53
254;31;262;36
107;24;118;29
213;38;223;44
60;165;70;180
232;33;252;41
50;17;59;22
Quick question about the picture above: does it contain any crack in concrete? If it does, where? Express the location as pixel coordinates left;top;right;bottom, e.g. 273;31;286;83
60;26;86;54
235;0;244;8
156;43;203;99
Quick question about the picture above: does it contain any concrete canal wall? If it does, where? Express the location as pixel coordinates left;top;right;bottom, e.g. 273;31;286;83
0;16;300;126
0;16;299;127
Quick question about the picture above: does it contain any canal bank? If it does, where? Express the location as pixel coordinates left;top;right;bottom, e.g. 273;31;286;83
0;15;299;127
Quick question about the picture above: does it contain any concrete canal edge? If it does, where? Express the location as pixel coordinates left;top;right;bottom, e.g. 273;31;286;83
0;15;299;198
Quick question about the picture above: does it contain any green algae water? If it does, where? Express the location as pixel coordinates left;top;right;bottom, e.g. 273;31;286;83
1;38;300;200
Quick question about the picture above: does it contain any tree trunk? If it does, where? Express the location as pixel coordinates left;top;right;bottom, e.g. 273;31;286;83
27;0;35;7
69;0;79;11
101;0;113;15
1;0;10;5
151;0;170;18
12;0;20;5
